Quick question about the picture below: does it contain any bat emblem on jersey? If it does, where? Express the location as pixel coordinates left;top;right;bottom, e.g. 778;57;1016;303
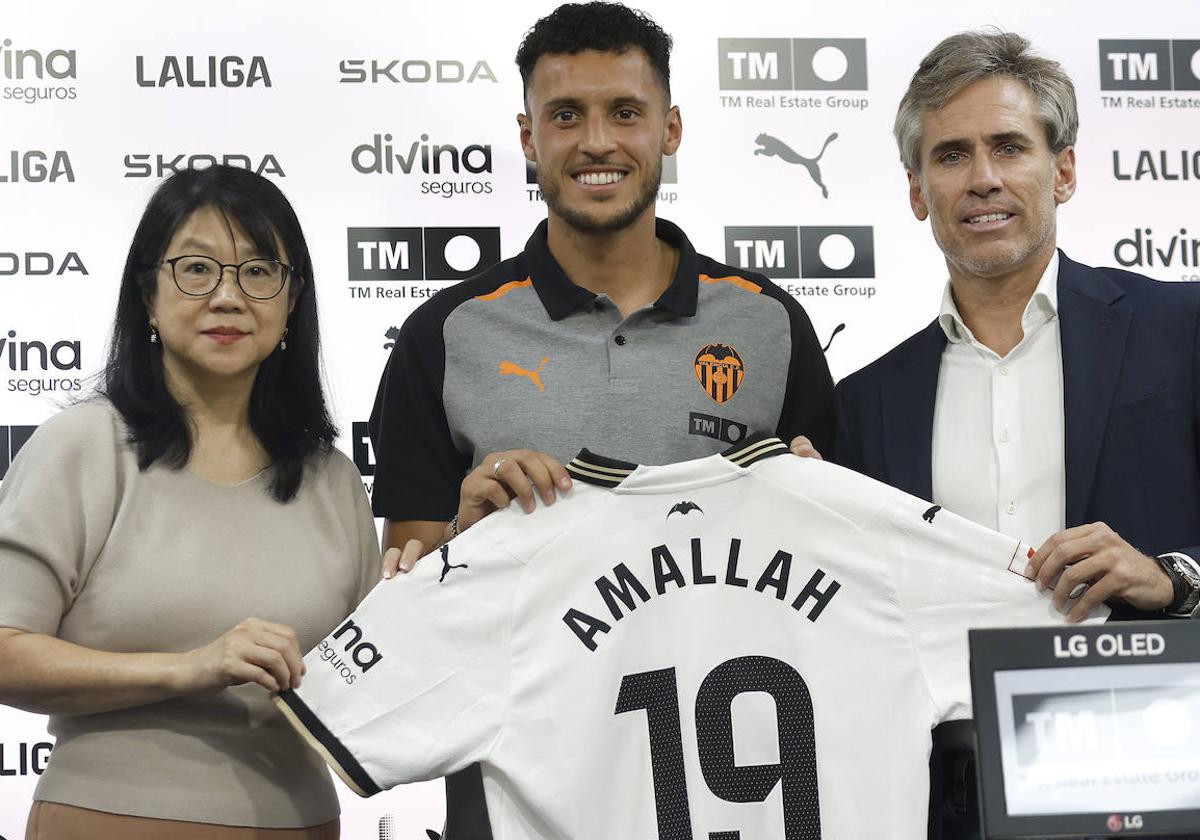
438;544;468;582
667;501;704;519
922;505;941;523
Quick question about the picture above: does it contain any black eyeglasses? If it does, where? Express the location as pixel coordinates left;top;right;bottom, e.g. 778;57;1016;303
159;255;294;301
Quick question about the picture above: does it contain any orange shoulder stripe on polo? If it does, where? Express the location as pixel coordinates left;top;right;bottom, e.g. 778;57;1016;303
699;274;762;294
475;277;533;302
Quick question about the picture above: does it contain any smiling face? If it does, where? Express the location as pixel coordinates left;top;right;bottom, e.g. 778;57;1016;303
147;205;295;393
908;76;1076;282
519;48;681;235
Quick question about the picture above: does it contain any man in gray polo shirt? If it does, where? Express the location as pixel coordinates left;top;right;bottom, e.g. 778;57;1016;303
369;4;834;834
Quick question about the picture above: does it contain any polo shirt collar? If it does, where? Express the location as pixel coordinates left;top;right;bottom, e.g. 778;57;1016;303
523;218;700;320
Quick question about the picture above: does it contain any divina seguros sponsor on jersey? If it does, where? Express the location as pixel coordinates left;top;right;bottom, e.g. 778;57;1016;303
525;156;679;204
0;251;86;277
123;153;284;179
338;57;497;84
1;425;38;481
351;134;493;198
1099;40;1200;110
1;39;76;105
724;225;877;298
135;55;271;88
0;151;73;183
316;619;383;686
2;331;82;397
717;38;868;111
1114;227;1200;281
346;227;501;300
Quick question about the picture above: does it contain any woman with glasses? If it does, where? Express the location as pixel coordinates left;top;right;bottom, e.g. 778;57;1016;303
0;165;377;839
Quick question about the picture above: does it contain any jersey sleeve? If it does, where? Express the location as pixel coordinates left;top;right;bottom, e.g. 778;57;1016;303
275;526;522;795
879;497;1110;723
368;300;472;522
0;403;122;635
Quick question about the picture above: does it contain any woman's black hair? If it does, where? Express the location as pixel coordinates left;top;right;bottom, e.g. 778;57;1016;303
103;164;335;502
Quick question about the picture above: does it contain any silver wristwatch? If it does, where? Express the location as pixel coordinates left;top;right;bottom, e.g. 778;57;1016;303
1159;552;1200;619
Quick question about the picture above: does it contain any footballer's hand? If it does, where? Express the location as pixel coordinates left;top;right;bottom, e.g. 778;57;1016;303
458;449;572;530
789;435;823;460
1027;522;1175;622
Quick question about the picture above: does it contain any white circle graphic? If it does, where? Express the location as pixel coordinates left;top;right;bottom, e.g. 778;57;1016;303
812;46;848;83
819;233;856;271
1191;48;1200;82
443;235;481;273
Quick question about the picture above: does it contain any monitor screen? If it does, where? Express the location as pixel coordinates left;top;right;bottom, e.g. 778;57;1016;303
971;622;1200;839
994;663;1200;817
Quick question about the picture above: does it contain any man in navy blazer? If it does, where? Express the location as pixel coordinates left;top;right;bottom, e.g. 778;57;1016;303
833;30;1200;840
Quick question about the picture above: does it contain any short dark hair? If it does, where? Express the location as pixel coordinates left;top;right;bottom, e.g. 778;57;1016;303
103;165;335;502
515;2;673;103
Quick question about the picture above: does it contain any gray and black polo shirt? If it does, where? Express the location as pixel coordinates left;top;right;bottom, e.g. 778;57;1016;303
369;218;834;521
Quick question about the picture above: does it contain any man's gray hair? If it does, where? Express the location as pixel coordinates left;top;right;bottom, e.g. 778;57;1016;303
894;30;1078;172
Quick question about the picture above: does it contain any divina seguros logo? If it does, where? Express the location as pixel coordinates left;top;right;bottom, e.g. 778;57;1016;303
1113;227;1200;280
1;39;76;105
351;134;493;198
338;57;497;84
135;55;271;87
2;330;82;396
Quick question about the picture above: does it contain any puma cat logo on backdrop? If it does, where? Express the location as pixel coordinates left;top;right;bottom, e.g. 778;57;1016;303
499;357;550;391
923;505;941;523
753;131;838;198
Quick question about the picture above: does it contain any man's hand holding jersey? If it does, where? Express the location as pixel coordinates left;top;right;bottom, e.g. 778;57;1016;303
1025;522;1175;622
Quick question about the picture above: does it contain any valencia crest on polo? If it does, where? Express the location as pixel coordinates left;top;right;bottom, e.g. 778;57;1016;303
694;342;744;404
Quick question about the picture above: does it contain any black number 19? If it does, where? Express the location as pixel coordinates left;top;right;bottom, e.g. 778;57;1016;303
615;656;820;840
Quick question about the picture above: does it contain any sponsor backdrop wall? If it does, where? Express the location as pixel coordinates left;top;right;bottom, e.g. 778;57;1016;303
2;0;1197;836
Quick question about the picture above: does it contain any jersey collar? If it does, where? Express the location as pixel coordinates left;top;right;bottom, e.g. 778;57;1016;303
566;434;789;489
522;218;701;320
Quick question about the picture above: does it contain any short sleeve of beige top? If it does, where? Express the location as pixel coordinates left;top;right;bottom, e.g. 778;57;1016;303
0;400;380;828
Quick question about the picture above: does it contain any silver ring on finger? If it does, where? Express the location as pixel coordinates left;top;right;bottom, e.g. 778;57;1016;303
492;458;509;478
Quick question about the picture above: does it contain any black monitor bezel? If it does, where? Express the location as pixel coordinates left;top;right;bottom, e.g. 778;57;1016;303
969;620;1200;839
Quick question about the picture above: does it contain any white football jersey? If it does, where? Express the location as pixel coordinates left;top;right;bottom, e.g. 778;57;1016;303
277;437;1107;840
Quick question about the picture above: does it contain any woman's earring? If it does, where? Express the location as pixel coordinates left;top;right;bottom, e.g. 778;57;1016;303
150;326;158;344
280;327;288;351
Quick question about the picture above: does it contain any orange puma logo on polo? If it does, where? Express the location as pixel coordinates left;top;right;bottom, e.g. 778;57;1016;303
499;357;550;392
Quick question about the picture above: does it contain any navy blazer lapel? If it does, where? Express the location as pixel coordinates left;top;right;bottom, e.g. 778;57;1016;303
1058;252;1131;526
881;320;945;501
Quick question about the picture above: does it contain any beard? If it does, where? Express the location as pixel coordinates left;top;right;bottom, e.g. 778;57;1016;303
933;193;1057;278
539;156;663;235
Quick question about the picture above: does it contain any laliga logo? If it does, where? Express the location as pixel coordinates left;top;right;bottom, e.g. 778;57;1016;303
1107;813;1144;832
